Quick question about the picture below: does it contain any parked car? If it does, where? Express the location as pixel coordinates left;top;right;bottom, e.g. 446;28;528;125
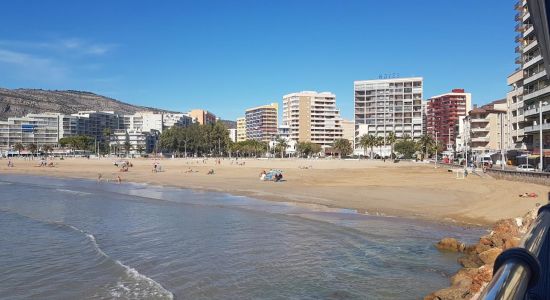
516;164;536;172
543;165;550;173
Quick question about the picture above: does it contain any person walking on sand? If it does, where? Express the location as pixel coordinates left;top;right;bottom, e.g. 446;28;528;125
116;175;122;184
97;173;103;182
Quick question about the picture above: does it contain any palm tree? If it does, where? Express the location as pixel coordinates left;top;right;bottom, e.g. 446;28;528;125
376;136;385;158
359;134;377;159
43;145;53;156
136;145;145;156
275;137;288;158
417;134;435;160
123;141;132;157
333;139;352;159
13;143;25;156
27;143;38;157
386;132;397;158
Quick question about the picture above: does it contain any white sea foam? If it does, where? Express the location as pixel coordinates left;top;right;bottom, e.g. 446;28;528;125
64;224;174;299
55;188;92;196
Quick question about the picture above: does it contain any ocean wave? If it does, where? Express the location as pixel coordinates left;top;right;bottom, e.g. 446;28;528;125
55;188;93;196
63;224;174;300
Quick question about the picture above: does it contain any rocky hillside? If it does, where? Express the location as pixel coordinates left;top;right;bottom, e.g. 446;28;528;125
0;88;174;119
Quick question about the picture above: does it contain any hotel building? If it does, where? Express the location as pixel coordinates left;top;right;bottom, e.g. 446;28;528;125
245;103;278;142
354;77;424;154
426;89;472;148
282;91;343;148
512;1;550;157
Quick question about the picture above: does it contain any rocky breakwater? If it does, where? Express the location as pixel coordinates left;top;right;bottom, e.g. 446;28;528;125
425;207;538;300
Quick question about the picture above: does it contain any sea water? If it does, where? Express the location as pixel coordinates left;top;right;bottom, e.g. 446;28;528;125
0;174;484;299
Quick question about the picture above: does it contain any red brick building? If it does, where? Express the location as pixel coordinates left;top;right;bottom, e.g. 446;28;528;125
426;89;472;147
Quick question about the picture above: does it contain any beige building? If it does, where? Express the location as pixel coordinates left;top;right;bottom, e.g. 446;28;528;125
188;109;217;125
236;117;246;142
245;103;278;142
282;91;343;148
506;70;526;150
464;100;508;154
341;119;355;148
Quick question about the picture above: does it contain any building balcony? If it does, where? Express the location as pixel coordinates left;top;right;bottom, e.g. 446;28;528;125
471;136;490;142
471;127;489;132
470;118;489;123
523;69;547;85
523;85;550;102
524;25;535;38
524;103;550;118
523;54;543;69
523;39;538;53
524;122;550;133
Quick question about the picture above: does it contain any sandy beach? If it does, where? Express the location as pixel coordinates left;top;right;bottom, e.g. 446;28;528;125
0;157;547;226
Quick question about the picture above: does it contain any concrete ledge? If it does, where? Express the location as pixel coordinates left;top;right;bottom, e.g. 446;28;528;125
486;169;550;186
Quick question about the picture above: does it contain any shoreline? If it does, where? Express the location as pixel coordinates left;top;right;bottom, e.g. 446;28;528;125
0;157;546;228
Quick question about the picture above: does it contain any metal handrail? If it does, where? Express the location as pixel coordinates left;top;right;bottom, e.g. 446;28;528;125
480;192;550;300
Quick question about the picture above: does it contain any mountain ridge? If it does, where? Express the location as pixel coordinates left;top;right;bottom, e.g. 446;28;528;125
0;88;177;120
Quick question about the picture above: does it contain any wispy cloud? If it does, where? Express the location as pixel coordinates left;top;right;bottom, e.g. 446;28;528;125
0;48;68;82
0;38;117;56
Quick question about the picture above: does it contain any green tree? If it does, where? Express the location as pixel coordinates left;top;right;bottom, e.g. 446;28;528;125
136;145;145;156
394;139;417;159
386;132;397;158
275;137;288;158
376;136;385;158
417;134;435;160
27;143;38;156
359;134;377;159
43;144;53;156
332;139;353;159
13;143;25;156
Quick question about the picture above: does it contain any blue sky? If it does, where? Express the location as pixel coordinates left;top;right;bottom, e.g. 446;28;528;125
0;0;515;121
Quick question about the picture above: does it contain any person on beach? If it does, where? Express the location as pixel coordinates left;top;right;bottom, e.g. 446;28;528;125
7;159;14;167
97;173;103;182
116;175;122;184
207;169;215;175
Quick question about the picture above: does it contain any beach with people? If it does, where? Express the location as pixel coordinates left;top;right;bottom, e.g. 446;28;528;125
0;157;546;226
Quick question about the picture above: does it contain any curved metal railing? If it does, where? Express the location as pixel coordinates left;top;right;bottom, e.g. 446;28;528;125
480;192;550;300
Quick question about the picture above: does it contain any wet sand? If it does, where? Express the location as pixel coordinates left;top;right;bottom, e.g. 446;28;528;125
1;157;546;226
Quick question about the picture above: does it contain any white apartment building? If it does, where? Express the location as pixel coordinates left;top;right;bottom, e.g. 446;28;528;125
0;113;63;152
163;113;193;129
354;77;424;155
109;129;156;155
282;91;344;148
227;128;237;143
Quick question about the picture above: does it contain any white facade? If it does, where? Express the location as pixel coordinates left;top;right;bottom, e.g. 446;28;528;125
228;128;237;143
163;113;193;129
354;77;424;154
109;129;155;155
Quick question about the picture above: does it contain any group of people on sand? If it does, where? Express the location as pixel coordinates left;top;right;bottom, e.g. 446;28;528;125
152;161;162;173
97;173;122;184
259;170;284;182
7;159;14;167
36;159;55;168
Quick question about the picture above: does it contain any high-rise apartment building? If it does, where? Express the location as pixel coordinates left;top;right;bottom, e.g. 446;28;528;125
0;113;63;150
282;91;343;148
354;77;424;153
341;119;355;148
506;70;525;150
188;109;217;125
245;103;278;142
426;89;472;148
236;117;247;142
513;1;550;157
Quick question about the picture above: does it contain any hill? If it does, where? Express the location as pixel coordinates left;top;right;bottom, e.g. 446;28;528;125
0;88;174;119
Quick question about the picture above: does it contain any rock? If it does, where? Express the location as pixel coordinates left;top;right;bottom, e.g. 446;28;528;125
458;254;484;268
424;287;471;300
492;219;519;237
436;237;465;252
503;237;521;250
469;266;493;294
475;243;492;254
479;248;502;265
450;268;477;288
